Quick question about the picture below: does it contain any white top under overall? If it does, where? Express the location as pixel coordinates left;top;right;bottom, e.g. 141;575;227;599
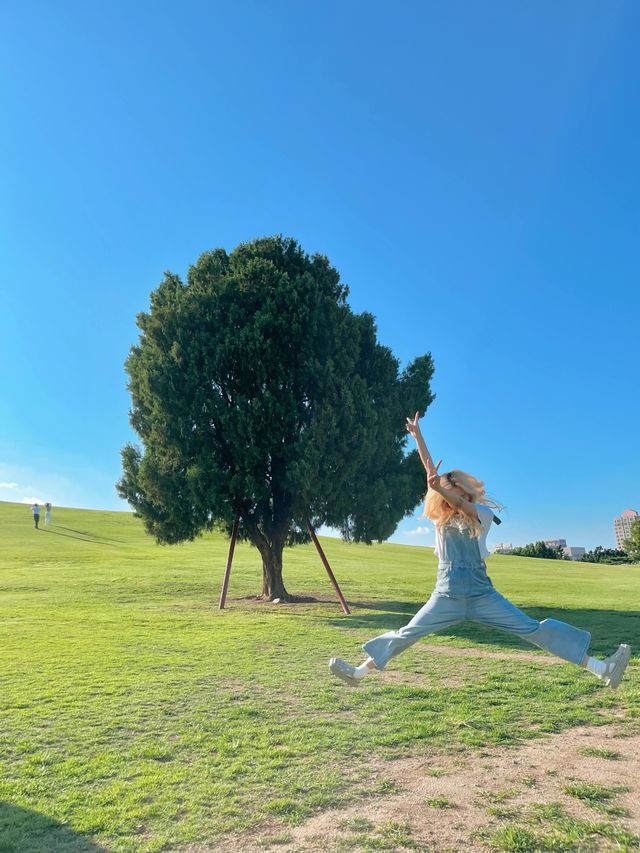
433;503;494;560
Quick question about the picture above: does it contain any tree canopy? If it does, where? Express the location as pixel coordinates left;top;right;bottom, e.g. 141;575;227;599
117;236;434;599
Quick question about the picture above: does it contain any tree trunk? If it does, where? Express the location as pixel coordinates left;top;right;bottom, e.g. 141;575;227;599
259;540;290;601
242;515;291;602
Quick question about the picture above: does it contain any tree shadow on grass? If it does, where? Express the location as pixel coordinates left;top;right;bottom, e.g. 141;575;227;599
331;602;640;658
41;529;119;547
0;801;107;852
54;526;125;544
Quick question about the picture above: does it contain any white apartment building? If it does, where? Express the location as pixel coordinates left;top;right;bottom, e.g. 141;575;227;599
491;543;513;554
614;509;639;549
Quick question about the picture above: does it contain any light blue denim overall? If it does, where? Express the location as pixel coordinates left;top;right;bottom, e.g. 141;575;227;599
363;522;591;670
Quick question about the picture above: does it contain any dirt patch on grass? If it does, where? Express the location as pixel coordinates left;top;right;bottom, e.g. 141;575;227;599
217;722;640;852
379;669;469;689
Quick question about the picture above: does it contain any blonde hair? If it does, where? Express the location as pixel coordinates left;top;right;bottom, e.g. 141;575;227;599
423;469;499;538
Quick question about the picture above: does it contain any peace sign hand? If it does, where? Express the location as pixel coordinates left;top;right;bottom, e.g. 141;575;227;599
405;411;421;438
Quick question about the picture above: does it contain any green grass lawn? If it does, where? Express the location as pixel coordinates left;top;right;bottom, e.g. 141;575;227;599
1;501;638;852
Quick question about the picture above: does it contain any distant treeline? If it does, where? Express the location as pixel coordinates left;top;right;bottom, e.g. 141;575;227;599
507;541;636;565
579;546;634;565
509;541;567;560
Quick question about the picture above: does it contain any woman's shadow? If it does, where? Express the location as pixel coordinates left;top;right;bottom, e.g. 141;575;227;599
0;801;106;852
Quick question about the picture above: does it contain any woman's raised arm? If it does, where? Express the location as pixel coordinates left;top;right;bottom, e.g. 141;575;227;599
405;411;440;475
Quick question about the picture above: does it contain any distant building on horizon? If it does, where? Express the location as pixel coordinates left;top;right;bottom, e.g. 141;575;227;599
563;546;586;560
503;539;585;559
491;543;513;554
614;509;639;549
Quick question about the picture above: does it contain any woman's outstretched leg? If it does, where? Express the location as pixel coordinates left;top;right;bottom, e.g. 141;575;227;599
469;590;631;689
329;592;464;687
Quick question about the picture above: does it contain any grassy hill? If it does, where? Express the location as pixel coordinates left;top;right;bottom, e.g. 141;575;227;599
1;501;638;852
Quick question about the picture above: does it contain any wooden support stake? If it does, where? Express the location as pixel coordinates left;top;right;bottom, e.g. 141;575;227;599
219;512;240;609
307;521;351;615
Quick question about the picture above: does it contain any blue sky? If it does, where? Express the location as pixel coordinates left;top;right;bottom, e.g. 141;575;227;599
1;1;638;551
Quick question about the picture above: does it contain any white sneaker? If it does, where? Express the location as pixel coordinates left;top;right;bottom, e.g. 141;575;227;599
602;644;631;690
329;657;361;687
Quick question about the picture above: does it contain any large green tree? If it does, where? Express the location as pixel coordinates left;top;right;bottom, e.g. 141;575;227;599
117;236;434;600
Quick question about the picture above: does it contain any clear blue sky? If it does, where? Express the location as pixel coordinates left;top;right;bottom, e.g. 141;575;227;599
1;1;638;551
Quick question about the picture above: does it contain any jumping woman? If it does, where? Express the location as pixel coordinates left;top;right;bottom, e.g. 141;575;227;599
329;412;631;690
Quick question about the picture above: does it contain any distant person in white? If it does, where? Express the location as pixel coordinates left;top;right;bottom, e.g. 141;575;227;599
44;503;52;526
31;503;41;529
